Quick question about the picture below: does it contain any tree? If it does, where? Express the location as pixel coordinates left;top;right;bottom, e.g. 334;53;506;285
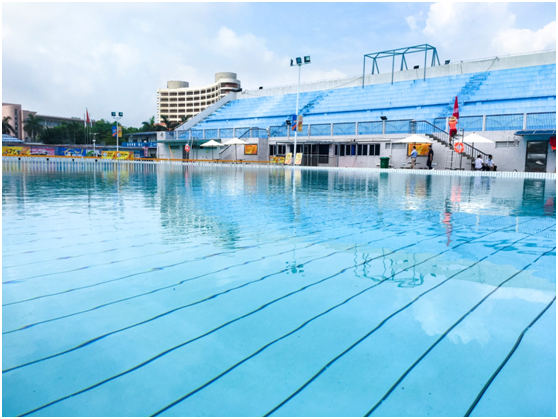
2;116;16;135
24;114;44;141
160;115;190;131
141;116;156;132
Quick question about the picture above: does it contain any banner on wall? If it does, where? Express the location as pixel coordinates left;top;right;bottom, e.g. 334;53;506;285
31;147;55;156
2;146;30;156
102;150;132;160
407;143;430;156
60;147;87;157
277;156;285;164
297;115;303;132
270;156;278;163
244;144;258;155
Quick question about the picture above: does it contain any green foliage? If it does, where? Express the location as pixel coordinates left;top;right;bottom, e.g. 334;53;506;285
2;116;15;135
24;114;44;140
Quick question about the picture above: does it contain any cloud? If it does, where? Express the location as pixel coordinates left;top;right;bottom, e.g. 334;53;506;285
492;21;556;54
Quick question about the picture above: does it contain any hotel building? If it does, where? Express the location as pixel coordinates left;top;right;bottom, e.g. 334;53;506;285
157;72;241;123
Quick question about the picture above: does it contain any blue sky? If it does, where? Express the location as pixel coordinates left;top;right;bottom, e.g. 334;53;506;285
2;2;556;126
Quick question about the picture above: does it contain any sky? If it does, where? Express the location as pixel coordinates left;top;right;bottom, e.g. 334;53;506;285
2;2;556;127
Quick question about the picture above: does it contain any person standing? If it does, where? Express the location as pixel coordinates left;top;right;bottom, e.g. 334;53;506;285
408;146;418;169
427;145;434;170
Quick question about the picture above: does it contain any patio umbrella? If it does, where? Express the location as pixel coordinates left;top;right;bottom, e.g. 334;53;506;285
200;139;223;160
464;132;493;152
394;134;433;143
223;138;247;161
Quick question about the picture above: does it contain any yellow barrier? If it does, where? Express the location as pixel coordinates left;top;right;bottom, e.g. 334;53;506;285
3;154;275;164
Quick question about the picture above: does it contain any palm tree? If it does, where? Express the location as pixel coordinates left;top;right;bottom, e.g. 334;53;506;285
2;116;16;135
24;114;44;141
160;115;178;131
141;116;156;132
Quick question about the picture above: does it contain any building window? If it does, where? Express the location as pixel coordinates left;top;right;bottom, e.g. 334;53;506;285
495;141;516;148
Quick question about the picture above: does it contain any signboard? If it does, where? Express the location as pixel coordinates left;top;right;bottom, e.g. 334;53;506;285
121;142;157;148
143;147;149;157
294;153;303;165
270;156;278;163
102;150;132;160
31;146;55;156
244;144;258;155
407;143;430;156
2;146;30;156
297;115;303;132
112;126;123;138
60;147;87;157
284;152;293;165
277;156;285;164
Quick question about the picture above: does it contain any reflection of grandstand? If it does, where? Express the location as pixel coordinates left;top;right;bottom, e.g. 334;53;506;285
171;49;555;172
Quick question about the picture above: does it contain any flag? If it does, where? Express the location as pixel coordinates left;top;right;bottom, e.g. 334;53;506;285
452;96;459;119
86;109;91;126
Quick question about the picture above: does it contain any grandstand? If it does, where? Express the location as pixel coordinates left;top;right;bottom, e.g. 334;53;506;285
166;49;556;172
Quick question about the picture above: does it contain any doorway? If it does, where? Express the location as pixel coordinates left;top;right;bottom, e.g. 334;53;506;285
525;141;548;172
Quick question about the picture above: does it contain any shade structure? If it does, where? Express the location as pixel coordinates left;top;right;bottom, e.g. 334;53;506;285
200;140;223;160
394;134;433;143
464;133;493;144
223;138;247;161
222;138;247;145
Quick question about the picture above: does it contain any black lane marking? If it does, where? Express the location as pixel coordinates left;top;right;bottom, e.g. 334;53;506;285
364;246;557;417
262;230;555;417
150;224;526;417
464;297;556;417
16;232;451;417
15;221;536;417
4;226;409;372
2;205;397;305
2;216;400;331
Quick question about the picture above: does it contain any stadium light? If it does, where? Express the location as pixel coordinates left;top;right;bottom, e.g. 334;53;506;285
111;111;123;152
290;55;311;165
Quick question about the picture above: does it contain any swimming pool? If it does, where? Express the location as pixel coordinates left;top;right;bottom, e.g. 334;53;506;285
2;161;556;417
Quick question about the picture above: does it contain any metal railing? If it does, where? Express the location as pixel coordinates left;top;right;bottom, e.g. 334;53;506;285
485;113;523;131
176;111;555;141
526;112;556;130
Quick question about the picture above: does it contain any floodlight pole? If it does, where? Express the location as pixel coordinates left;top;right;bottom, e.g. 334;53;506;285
293;64;301;166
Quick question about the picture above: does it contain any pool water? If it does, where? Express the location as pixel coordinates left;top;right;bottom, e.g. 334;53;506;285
2;163;556;417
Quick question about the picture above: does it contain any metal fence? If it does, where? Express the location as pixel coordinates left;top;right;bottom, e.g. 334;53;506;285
526;112;556;130
485;114;524;131
176;112;555;141
458;116;484;132
358;121;383;135
309;124;331;136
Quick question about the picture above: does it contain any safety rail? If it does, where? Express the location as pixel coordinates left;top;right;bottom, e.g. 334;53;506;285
177;111;555;140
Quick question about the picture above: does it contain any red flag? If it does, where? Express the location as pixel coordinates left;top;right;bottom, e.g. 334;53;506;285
86;109;91;125
549;136;556;151
452;96;459;119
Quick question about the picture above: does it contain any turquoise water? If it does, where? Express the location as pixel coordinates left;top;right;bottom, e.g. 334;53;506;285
2;162;556;417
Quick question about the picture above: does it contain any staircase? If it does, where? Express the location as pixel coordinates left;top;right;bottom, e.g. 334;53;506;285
439;73;489;118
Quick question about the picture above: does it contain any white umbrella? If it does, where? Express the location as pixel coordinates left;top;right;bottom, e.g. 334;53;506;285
200;139;223;160
223;138;247;161
464;132;493;152
394;134;433;143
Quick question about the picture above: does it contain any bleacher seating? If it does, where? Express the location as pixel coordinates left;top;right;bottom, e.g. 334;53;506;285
186;64;556;134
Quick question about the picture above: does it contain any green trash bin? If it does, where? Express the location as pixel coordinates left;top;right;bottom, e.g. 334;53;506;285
380;157;390;168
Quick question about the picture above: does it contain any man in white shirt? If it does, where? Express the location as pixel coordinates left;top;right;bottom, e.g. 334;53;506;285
486;155;496;171
474;155;484;171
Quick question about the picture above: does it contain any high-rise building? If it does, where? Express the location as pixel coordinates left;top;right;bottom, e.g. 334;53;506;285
157;72;241;123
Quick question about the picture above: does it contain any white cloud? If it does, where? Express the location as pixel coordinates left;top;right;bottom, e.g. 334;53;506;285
492;21;556;54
